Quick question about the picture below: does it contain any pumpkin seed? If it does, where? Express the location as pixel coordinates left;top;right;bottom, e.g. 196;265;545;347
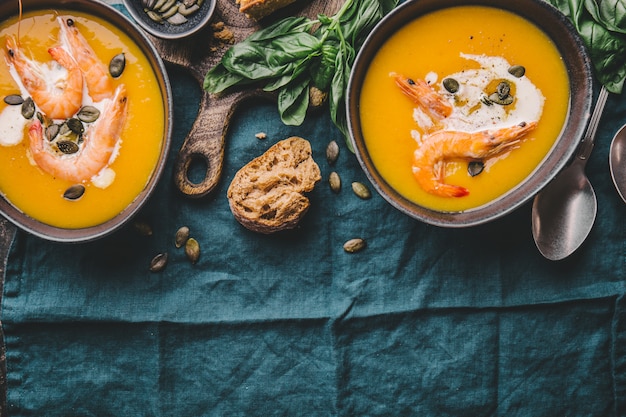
152;0;167;9
4;94;23;105
57;140;79;154
488;92;514;105
66;118;84;135
496;81;510;99
352;182;371;199
343;238;366;253
149;252;168;272
46;124;60;141
326;140;339;165
468;161;484;177
21;97;35;119
508;65;525;78
158;0;176;12
109;53;126;78
77;106;100;123
329;171;341;193
146;10;164;23
63;184;85;200
178;4;200;16
175;226;190;248
161;4;180;19
443;78;459;94
185;237;200;264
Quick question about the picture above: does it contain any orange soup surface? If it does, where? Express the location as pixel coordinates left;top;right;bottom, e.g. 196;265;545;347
0;10;164;228
359;6;570;212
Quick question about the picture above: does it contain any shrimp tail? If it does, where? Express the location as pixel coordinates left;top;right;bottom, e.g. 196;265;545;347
412;163;470;197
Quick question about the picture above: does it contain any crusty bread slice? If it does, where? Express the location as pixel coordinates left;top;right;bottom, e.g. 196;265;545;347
227;136;321;234
237;0;296;20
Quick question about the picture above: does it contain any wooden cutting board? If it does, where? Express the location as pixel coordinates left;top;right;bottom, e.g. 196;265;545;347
148;0;343;198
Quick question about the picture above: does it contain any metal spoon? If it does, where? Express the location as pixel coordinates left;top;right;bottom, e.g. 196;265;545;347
609;123;626;203
531;85;609;261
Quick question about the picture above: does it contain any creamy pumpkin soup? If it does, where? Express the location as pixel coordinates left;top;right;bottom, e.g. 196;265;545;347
359;6;569;212
0;10;164;229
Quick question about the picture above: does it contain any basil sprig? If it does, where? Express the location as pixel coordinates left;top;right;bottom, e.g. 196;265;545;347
545;0;626;94
203;0;399;148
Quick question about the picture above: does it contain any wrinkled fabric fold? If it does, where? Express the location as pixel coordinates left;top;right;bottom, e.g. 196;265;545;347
0;1;625;415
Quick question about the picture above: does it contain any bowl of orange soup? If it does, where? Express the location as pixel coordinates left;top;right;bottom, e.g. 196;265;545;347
0;0;172;242
347;0;593;227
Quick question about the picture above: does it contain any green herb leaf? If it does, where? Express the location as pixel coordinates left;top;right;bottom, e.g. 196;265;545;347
221;33;321;80
247;17;313;41
310;42;339;91
545;0;626;93
203;0;400;145
203;64;246;93
278;75;311;125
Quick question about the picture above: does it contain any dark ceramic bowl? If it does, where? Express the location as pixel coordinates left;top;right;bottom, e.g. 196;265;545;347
123;0;216;40
0;0;173;242
346;0;593;227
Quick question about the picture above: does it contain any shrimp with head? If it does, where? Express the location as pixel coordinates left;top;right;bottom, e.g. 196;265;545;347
5;35;83;119
412;121;537;197
57;16;114;102
28;84;128;184
390;72;453;123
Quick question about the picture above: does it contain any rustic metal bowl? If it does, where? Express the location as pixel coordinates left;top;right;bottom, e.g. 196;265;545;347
346;0;593;227
0;0;173;242
123;0;216;40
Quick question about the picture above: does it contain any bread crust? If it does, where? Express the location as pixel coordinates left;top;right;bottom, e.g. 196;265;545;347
227;136;321;234
237;0;296;20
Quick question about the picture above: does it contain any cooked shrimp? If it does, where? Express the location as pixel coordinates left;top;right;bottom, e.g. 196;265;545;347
391;72;453;121
28;84;128;183
5;36;83;119
412;121;537;197
57;16;114;102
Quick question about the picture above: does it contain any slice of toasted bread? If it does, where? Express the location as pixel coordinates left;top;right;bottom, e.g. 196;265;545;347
227;136;321;234
237;0;296;20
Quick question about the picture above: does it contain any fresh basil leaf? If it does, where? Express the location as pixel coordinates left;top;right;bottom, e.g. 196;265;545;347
329;46;354;150
247;17;313;42
340;0;399;48
578;19;626;93
222;33;321;80
203;64;246;93
310;42;339;91
545;0;626;93
267;33;323;60
379;0;399;14
264;54;317;91
586;0;626;34
278;75;311;125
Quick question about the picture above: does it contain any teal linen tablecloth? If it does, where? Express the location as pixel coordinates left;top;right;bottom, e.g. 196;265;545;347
1;0;626;415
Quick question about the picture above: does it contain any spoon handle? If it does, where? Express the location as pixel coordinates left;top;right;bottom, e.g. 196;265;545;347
577;85;609;161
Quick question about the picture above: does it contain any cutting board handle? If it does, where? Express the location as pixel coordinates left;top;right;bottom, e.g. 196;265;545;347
173;89;274;198
173;91;225;198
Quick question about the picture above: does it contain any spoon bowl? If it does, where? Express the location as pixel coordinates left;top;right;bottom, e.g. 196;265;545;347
609;124;626;203
532;160;597;260
531;86;609;260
